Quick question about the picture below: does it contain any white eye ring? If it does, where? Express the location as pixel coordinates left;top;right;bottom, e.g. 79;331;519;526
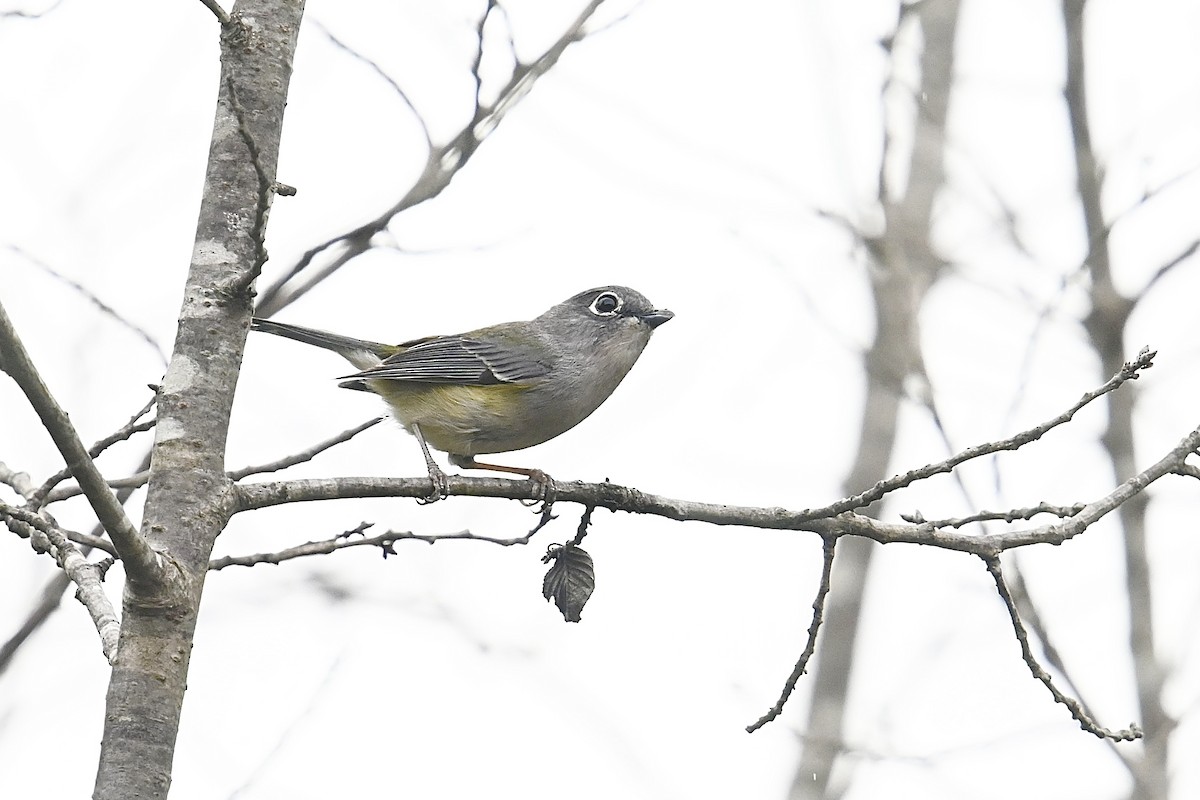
589;292;623;317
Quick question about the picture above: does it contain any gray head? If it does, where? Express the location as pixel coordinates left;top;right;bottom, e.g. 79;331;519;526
537;286;674;346
525;286;673;428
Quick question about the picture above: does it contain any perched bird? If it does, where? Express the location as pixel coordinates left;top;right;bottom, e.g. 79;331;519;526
251;286;673;499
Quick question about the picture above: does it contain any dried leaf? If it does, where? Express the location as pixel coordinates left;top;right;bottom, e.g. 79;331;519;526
542;544;595;622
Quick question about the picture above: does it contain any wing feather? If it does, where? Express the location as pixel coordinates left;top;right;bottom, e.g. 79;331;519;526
340;334;551;386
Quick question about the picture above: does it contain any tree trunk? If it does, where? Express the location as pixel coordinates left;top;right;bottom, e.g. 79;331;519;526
93;2;305;798
789;1;960;797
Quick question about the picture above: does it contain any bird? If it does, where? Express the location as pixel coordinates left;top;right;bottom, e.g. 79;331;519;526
250;285;673;500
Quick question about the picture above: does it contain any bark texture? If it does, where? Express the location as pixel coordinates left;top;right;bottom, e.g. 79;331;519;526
93;3;305;798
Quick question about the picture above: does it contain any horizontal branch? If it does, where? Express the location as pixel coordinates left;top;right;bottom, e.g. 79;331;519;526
232;418;1200;556
904;502;1087;529
209;523;540;571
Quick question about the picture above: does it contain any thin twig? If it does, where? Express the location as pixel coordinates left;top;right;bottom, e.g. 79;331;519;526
822;347;1156;518
197;0;231;25
1008;560;1132;767
1140;238;1199;298
228;417;385;480
1;449;152;675
43;528;120;663
4;244;168;367
209;525;535;570
902;502;1087;529
983;555;1141;741
43;418;383;504
310;21;430;149
7;512;120;662
1;503;119;556
748;535;838;732
32;394;157;505
253;0;608;317
0;461;37;500
43;472;150;504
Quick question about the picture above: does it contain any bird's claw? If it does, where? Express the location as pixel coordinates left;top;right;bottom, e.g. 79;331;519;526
520;469;556;513
418;463;450;505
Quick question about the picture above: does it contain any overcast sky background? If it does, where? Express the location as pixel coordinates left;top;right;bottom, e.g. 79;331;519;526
2;0;1200;798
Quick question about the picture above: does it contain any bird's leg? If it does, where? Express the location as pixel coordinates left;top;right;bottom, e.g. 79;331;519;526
411;423;449;503
450;455;556;508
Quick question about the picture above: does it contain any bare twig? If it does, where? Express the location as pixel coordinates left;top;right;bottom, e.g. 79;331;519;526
1;449;152;675
42;529;120;663
43;473;150;504
228;416;384;480
1008;560;1133;766
826;347;1156;517
43;417;382;505
197;0;231;25
0;461;37;500
903;502;1087;529
0;298;161;582
253;0;608;316
4;244;168;367
2;503;118;556
6;511;120;662
0;571;71;675
748;535;838;732
209;524;537;570
310;20;429;148
32;394;157;505
1140;238;1199;299
984;555;1140;741
469;1;499;112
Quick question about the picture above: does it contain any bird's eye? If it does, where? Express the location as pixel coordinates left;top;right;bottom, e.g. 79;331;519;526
589;292;622;316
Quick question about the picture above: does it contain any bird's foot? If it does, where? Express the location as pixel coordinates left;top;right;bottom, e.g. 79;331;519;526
418;462;450;504
520;468;556;513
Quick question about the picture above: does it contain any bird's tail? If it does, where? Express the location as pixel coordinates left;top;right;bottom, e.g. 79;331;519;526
250;318;396;371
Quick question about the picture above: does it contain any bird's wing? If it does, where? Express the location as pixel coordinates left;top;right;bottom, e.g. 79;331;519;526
340;333;551;385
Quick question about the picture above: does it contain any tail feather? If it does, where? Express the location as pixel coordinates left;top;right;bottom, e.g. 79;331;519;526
250;318;395;370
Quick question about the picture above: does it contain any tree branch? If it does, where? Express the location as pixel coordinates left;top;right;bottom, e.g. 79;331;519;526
254;0;607;316
209;522;541;571
2;503;119;557
828;347;1156;517
227;416;384;480
984;555;1140;741
747;535;838;733
0;298;162;583
197;0;231;25
8;511;119;662
31;394;157;506
233;416;1200;556
42;417;385;505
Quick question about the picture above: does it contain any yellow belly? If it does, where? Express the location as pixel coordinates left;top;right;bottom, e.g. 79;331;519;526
367;380;549;457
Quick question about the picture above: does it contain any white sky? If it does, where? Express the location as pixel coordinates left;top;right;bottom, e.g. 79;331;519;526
2;0;1200;798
